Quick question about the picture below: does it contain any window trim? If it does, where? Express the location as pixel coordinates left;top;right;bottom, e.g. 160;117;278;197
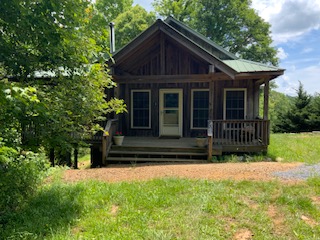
131;90;151;129
191;89;209;129
223;88;247;120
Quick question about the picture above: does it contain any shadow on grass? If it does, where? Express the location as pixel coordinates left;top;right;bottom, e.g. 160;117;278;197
2;183;86;239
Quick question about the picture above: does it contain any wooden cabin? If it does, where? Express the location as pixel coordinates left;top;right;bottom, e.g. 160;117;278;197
91;17;284;166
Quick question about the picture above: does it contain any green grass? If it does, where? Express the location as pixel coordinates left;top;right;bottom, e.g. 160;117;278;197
211;133;320;164
2;174;320;239
2;134;320;239
269;133;320;164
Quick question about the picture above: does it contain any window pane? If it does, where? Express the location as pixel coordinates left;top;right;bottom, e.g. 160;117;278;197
225;90;245;120
164;93;179;108
193;91;209;128
132;91;150;127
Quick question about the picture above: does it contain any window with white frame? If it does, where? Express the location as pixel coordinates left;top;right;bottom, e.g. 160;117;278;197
131;90;151;128
192;90;209;128
224;89;246;120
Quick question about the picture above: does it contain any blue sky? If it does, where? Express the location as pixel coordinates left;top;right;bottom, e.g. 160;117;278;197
133;0;320;96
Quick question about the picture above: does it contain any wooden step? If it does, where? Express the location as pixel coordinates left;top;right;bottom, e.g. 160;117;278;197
109;150;207;157
106;157;207;163
111;146;206;153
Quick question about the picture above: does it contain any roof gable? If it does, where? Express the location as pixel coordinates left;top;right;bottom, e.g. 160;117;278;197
111;17;284;79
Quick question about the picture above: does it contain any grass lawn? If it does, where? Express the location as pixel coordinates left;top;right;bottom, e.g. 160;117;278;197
2;133;320;239
268;133;320;164
2;174;320;240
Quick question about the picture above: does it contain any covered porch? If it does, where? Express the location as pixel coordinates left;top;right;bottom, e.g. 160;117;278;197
93;118;270;166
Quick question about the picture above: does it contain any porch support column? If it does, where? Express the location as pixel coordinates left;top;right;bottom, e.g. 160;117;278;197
253;81;260;118
209;80;214;120
263;78;270;120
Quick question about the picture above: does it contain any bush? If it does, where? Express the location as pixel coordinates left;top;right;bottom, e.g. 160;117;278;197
0;146;49;224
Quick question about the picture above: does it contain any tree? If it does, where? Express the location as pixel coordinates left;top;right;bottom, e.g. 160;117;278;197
153;0;278;65
86;0;134;54
88;1;155;52
0;1;126;164
114;5;156;49
309;93;320;131
274;82;312;133
0;0;94;78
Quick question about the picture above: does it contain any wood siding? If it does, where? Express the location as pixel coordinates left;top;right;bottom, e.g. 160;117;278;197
115;32;210;76
117;79;261;138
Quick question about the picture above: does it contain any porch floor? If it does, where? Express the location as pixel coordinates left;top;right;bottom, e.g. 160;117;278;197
121;137;200;148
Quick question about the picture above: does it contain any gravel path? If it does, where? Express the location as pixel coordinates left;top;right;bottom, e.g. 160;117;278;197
273;163;320;180
64;162;305;183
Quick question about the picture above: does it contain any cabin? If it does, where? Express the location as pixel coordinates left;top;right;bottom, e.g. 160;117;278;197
90;17;284;166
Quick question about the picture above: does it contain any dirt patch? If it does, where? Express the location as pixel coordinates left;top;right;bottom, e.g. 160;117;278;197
267;205;288;236
110;205;119;216
311;196;320;205
63;162;303;183
233;229;253;240
301;215;318;227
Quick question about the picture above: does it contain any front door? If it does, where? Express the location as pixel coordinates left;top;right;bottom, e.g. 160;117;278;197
159;89;183;137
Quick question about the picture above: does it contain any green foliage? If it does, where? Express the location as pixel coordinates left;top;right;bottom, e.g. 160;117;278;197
0;0;93;78
114;5;156;49
0;1;127;157
0;82;44;149
88;0;155;52
309;93;320;131
0;146;49;225
2;178;320;239
273;82;314;133
87;0;134;54
260;88;293;132
153;0;278;65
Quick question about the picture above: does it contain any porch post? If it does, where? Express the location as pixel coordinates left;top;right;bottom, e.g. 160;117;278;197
209;81;214;120
263;78;269;120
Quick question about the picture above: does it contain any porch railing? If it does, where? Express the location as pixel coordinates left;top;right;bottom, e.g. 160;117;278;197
101;119;118;165
207;120;270;146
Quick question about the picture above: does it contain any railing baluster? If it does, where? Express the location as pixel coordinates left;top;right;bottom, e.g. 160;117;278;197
210;120;269;147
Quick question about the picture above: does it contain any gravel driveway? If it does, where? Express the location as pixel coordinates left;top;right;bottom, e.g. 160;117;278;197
63;162;307;183
273;163;320;180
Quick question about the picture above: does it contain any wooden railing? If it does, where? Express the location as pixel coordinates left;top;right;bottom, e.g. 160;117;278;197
207;120;270;146
101;119;118;165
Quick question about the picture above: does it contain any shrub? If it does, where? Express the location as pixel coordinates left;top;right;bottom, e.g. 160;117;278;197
0;146;49;224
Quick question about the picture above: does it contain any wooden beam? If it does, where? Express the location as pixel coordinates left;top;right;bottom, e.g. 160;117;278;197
113;73;231;83
263;78;270;120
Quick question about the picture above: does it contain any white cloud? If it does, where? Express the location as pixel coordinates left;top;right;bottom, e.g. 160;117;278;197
277;47;288;60
251;0;320;44
276;64;320;95
302;47;313;54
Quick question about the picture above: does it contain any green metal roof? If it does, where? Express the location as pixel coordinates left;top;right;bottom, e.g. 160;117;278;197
223;59;283;73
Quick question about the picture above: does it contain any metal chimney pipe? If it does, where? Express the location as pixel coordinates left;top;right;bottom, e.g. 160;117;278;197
109;22;115;54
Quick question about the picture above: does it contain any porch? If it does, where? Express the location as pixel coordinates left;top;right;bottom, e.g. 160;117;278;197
91;119;270;166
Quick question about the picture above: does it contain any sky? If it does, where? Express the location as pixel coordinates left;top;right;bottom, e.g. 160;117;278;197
133;0;320;96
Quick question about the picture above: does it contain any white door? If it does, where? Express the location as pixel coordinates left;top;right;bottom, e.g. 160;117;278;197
159;89;183;136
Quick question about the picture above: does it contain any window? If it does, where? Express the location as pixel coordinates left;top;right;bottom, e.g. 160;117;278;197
192;90;209;128
224;89;246;120
131;90;151;128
